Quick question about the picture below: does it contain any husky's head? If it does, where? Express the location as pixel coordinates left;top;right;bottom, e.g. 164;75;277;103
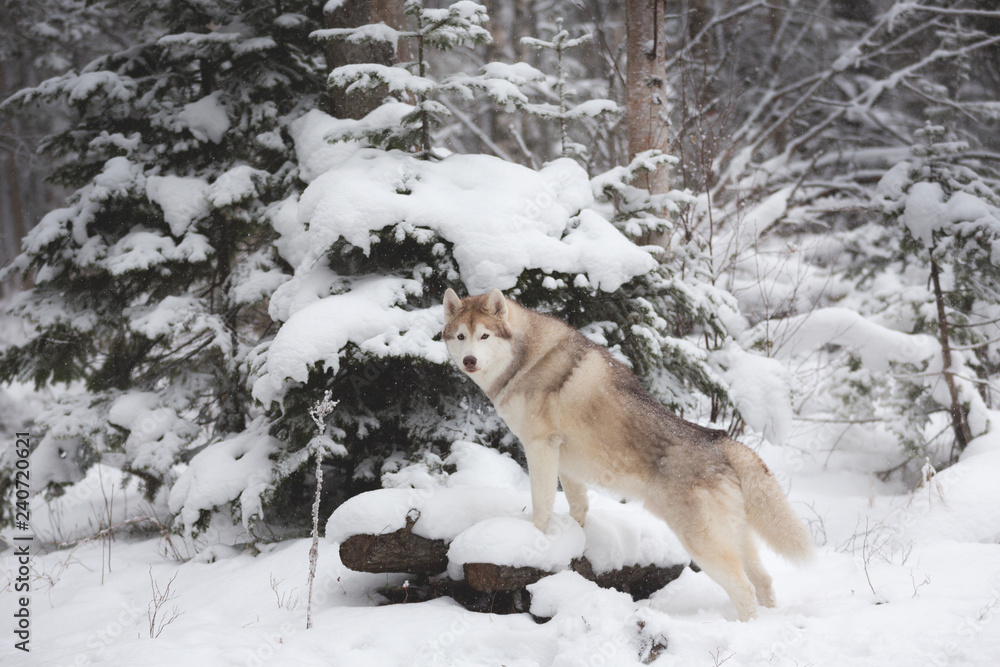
442;288;515;388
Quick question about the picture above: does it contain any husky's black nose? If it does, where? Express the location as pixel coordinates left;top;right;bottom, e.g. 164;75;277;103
463;355;477;371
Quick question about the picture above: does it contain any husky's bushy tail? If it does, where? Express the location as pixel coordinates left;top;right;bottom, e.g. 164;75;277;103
724;441;815;563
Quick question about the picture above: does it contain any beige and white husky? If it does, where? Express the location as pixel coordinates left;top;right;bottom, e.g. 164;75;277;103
442;288;813;621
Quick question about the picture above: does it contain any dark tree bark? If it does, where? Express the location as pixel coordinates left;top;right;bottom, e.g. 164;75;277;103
929;248;973;459
324;0;408;119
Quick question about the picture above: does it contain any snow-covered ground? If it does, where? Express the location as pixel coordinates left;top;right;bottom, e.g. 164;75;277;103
3;421;1000;666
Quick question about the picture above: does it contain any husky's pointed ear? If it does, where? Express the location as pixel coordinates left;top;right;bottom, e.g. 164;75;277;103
443;288;463;320
487;288;509;320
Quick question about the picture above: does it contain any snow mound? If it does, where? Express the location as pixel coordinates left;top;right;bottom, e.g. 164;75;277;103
902;428;1000;544
168;423;280;534
325;486;529;544
527;570;670;665
581;508;688;575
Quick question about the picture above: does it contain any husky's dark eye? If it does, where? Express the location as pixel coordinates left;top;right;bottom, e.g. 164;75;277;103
457;333;465;341
481;333;490;340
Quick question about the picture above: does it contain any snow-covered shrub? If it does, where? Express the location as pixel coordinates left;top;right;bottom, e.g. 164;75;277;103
242;1;751;533
863;123;998;460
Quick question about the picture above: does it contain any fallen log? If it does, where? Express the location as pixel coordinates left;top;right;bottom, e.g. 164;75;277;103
339;526;689;613
339;528;449;575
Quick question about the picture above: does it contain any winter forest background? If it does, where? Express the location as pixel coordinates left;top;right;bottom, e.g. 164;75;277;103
1;0;1000;664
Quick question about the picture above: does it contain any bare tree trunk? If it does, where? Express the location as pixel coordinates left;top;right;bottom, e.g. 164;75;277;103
625;0;669;192
325;0;407;119
626;0;671;249
929;250;973;459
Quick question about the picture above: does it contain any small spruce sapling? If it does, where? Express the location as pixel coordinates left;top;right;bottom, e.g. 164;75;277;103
521;18;619;160
305;390;339;630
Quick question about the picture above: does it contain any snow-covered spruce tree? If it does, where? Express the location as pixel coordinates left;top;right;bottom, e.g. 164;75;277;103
245;2;746;525
866;122;998;462
0;0;326;533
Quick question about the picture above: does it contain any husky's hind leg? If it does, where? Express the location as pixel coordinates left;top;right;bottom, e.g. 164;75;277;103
681;534;757;621
742;534;775;608
649;483;759;621
560;474;589;527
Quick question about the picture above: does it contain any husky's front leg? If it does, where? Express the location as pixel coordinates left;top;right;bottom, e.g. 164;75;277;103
523;438;561;531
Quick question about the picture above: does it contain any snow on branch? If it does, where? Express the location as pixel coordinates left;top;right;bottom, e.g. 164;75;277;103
311;23;408;50
328;63;437;96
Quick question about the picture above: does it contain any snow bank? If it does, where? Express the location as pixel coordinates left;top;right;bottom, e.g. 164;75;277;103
168;424;280;533
902;428;1000;544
